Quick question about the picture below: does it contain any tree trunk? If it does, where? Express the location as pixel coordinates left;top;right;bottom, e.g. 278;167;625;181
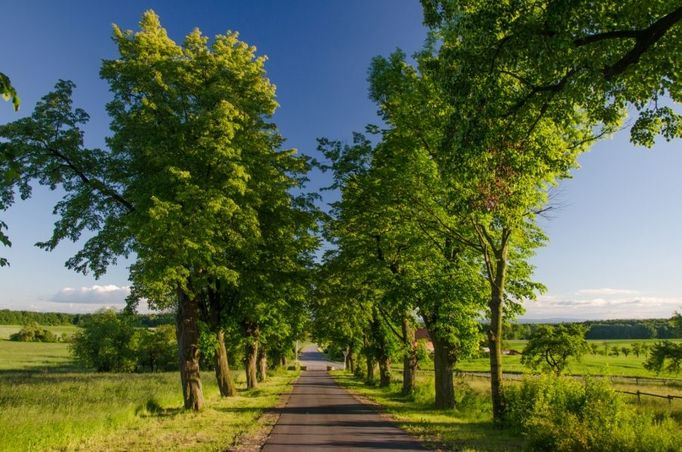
346;347;355;373
488;244;509;423
280;355;287;368
432;335;455;409
257;346;267;382
214;329;236;397
366;354;375;383
378;355;391;387
176;288;204;411
244;323;259;389
402;317;417;395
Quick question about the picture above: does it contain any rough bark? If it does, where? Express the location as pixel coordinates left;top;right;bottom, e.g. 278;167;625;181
488;244;508;423
432;335;455;409
176;288;204;410
402;317;417;395
244;323;259;389
214;329;236;397
346;348;355;373
378;355;391;387
366;354;375;383
257;346;267;382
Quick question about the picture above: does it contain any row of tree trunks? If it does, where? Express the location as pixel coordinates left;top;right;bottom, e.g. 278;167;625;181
176;288;205;410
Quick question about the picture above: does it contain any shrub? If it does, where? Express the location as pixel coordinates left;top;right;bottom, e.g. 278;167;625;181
415;339;433;368
137;325;177;372
9;323;59;342
71;310;177;372
71;310;138;372
506;376;682;451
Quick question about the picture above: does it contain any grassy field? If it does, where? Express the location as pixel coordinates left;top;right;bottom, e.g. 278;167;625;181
0;369;299;451
451;339;682;380
0;330;299;451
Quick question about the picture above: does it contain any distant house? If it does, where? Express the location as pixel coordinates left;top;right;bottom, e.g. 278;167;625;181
415;328;434;351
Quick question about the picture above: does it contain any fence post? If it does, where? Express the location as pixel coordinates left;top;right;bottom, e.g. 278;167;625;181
669;395;673;408
637;391;641;405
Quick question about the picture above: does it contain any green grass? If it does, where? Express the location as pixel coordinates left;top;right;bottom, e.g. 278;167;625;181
0;339;74;370
332;371;524;451
435;339;682;380
0;368;299;451
0;330;299;450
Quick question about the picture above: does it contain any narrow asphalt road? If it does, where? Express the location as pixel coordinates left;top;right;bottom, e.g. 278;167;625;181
262;346;427;451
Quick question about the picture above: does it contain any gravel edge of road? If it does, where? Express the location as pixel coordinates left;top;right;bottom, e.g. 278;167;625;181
228;372;301;452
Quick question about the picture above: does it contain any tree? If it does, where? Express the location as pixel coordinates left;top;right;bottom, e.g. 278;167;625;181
0;11;298;410
421;0;682;147
366;0;681;422
644;312;682;374
631;342;643;357
644;341;682;374
521;325;589;375
0;72;19;111
319;131;483;406
71;310;138;372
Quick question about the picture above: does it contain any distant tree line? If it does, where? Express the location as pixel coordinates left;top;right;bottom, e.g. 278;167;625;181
0;309;174;328
505;318;682;341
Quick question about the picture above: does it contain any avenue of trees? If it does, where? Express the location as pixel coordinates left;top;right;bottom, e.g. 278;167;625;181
1;1;681;422
312;0;681;421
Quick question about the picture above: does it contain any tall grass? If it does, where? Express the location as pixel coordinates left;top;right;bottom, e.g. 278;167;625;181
0;368;298;451
506;376;682;451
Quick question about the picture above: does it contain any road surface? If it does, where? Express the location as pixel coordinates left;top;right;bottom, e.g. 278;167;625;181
262;346;427;451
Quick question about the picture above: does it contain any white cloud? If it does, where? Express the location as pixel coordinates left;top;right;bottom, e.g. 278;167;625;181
51;284;130;305
522;293;682;321
575;288;639;296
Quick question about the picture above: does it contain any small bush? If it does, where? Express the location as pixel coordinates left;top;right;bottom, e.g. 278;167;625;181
506;376;682;451
71;310;177;372
9;323;59;342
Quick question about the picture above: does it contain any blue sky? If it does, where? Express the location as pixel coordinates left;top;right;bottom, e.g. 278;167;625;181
0;1;680;320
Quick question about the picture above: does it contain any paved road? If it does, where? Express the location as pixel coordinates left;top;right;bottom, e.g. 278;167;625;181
298;344;344;370
262;346;427;451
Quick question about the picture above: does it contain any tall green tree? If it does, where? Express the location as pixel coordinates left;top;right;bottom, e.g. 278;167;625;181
319;131;485;407
369;0;680;421
421;0;682;147
521;324;589;375
0;11;301;411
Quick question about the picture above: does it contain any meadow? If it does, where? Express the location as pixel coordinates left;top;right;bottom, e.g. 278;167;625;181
0;327;299;451
454;339;682;380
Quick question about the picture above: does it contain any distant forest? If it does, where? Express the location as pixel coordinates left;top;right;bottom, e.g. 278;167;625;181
1;309;679;340
506;318;681;340
0;309;174;327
